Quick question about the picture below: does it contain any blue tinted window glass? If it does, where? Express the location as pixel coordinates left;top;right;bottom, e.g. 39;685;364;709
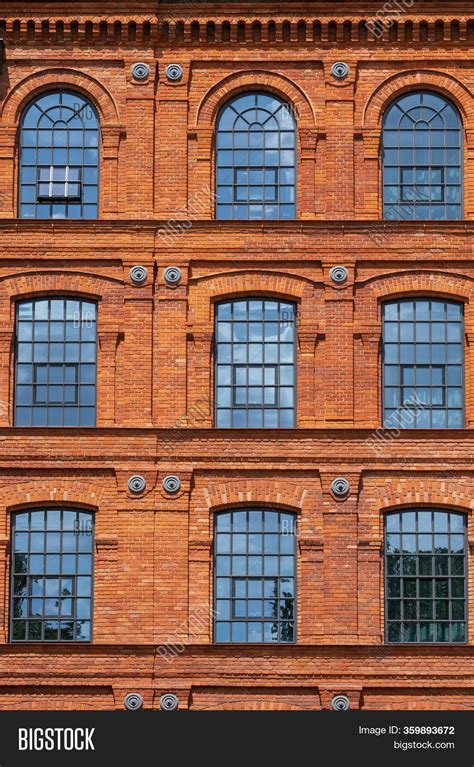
383;299;464;429
19;92;99;219
382;92;462;220
216;93;296;220
14;298;97;427
10;509;93;642
214;509;296;643
215;299;296;428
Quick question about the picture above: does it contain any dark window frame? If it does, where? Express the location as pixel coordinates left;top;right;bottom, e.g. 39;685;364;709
384;508;467;644
19;90;100;220
382;91;463;221
214;297;297;428
9;508;94;643
213;508;297;644
232;363;279;408
14;297;98;427
215;91;297;221
382;298;464;429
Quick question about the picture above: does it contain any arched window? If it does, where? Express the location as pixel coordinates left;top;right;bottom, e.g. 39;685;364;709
214;508;296;643
19;91;100;219
385;509;466;643
382;92;462;220
10;508;94;642
15;297;97;426
215;92;296;220
382;298;464;428
215;298;296;428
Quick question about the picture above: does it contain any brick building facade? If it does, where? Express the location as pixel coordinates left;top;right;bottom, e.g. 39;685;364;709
0;0;473;711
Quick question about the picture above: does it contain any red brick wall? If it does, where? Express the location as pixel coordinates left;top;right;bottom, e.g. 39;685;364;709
0;1;472;710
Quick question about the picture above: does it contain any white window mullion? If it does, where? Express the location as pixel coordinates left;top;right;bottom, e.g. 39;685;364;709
48;166;54;198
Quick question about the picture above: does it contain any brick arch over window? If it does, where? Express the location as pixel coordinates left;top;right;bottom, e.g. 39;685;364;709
357;270;473;321
2;69;119;126
370;478;474;515
0;479;106;512
202;478;308;514
187;270;321;428
0;270;123;304
353;271;473;427
0;270;124;429
190;269;312;325
192;71;317;219
357;477;473;554
359;71;474;219
362;70;473;128
191;694;318;711
0;70;122;218
196;71;315;129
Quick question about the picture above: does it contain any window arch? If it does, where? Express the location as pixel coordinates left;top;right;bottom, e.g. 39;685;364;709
10;508;94;642
382;91;463;220
214;508;296;643
382;298;464;428
19;91;100;219
385;508;466;643
214;297;296;428
215;92;296;220
14;297;98;426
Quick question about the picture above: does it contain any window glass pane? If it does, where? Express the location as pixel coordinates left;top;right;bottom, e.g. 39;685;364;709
15;298;97;426
385;510;466;644
19;92;99;219
383;92;462;221
215;299;296;428
10;509;94;642
214;509;296;643
216;93;296;220
383;299;464;428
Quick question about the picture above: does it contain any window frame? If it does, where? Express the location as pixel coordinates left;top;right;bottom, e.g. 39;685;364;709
384;508;468;645
9;507;95;643
37;165;82;202
213;508;297;644
381;297;465;429
215;91;298;221
14;296;98;427
213;297;297;429
18;90;100;220
381;90;464;221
